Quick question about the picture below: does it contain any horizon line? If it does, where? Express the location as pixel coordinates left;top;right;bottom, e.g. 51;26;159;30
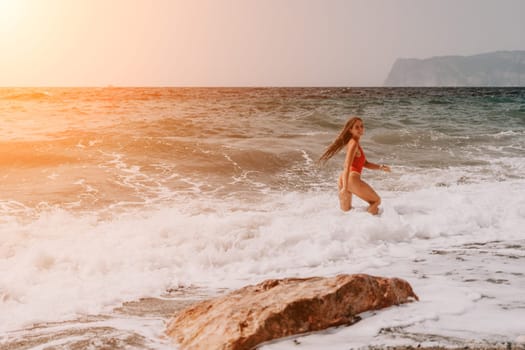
2;85;524;89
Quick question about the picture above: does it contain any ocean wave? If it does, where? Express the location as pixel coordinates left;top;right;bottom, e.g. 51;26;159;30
1;179;524;333
428;98;454;104
0;90;52;101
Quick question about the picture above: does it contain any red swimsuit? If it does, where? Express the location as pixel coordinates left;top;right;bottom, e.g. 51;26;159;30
350;144;366;174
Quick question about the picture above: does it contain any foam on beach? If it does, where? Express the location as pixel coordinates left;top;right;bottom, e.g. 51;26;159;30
1;179;525;348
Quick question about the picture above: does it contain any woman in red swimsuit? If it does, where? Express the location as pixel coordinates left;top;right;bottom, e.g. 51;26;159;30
319;116;391;215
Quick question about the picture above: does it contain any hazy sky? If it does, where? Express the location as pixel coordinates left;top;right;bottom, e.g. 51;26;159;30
1;0;523;86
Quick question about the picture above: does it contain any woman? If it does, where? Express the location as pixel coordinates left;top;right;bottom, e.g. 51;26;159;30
319;116;390;215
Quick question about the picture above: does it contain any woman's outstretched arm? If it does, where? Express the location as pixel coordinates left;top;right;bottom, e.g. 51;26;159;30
364;161;391;172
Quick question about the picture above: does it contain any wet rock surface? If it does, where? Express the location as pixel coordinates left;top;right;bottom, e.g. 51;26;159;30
166;274;419;350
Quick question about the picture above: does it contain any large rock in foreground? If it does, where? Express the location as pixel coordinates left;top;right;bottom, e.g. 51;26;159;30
166;274;418;350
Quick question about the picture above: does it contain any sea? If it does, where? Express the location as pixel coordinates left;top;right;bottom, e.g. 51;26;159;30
1;87;524;349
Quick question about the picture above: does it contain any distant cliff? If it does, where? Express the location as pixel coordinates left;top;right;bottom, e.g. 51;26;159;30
384;51;525;87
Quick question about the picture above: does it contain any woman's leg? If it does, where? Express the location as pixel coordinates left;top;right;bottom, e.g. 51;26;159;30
338;174;352;212
347;176;381;215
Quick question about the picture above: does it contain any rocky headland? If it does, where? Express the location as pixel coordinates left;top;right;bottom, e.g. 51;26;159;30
384;51;525;86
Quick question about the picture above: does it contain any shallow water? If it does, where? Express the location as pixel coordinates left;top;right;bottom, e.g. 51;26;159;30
1;87;524;348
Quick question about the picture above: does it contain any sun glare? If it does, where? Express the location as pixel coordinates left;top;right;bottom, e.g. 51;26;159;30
0;0;25;33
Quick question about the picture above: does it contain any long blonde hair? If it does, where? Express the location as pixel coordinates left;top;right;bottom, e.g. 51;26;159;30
318;116;362;165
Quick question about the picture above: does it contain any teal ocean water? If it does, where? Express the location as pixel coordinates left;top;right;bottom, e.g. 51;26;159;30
1;88;524;348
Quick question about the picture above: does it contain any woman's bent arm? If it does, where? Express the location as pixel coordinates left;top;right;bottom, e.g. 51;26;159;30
364;161;391;172
342;140;358;190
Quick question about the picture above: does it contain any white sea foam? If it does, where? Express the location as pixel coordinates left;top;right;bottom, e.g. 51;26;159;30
1;179;525;347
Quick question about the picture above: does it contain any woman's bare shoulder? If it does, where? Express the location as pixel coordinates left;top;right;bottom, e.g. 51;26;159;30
346;139;358;150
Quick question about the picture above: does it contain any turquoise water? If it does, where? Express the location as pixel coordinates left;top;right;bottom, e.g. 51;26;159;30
1;87;523;207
